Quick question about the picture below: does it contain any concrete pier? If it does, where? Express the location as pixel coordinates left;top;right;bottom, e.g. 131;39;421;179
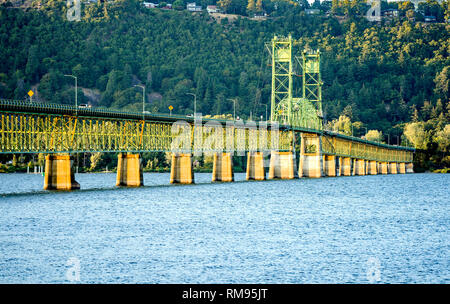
170;153;194;184
323;155;336;177
368;160;378;175
44;154;80;190
342;157;352;176
299;134;323;178
355;159;366;176
389;162;398;174
246;152;265;180
378;162;388;174
212;152;234;182
398;162;406;174
116;153;143;187
269;151;297;179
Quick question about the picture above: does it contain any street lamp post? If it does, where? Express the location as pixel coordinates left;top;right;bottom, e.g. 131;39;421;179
265;104;268;121
228;98;237;121
186;93;197;115
134;85;146;119
64;74;77;115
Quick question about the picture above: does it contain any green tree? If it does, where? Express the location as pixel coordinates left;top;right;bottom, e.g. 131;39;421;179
364;130;383;142
404;122;431;149
247;0;256;15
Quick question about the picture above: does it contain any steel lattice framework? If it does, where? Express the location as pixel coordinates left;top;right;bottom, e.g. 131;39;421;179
0;100;292;154
268;35;323;130
0;99;414;162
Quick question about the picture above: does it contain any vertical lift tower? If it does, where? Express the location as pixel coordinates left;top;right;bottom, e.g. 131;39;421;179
267;35;323;130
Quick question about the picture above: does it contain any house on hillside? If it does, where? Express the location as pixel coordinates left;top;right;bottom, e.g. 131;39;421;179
305;9;320;15
143;2;157;8
206;5;220;14
381;9;399;18
253;11;267;19
161;3;172;10
187;2;202;12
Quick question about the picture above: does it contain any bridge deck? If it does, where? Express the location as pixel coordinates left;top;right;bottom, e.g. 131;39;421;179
0;99;414;163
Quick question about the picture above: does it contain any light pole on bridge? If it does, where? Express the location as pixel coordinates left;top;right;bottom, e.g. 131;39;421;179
362;127;368;138
265;104;268;121
134;85;146;120
64;74;77;115
228;98;237;121
186;93;197;115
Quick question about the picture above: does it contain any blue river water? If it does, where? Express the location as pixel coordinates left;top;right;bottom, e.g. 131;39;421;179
0;172;448;283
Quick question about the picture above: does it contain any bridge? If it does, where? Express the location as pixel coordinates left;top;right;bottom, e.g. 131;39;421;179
0;35;414;190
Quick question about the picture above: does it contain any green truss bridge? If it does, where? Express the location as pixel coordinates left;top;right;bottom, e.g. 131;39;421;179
0;35;415;190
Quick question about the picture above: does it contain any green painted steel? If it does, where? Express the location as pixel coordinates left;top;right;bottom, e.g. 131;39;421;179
268;35;323;130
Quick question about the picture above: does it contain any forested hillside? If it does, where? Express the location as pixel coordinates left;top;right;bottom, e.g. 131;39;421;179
0;0;449;170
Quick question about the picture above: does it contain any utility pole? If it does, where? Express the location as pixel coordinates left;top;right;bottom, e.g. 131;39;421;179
134;85;146;119
228;98;237;121
186;93;197;115
64;75;77;115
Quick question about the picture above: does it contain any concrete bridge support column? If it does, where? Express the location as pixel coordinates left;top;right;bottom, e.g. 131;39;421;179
342;157;352;176
368;160;378;175
323;155;336;177
379;162;388;174
246;152;265;180
389;162;398;174
170;153;194;184
269;151;297;179
299;134;323;178
355;159;366;175
406;163;414;173
365;160;369;175
212;152;234;182
398;162;406;174
44;154;80;190
116;153;143;187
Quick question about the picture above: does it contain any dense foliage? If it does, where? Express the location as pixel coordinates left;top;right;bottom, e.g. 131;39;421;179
0;0;449;170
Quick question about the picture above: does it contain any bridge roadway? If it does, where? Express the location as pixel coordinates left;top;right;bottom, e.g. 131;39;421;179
0;99;415;190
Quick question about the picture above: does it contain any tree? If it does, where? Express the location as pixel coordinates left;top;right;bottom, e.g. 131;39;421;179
404;122;431;149
25;45;40;83
364;130;383;142
434;66;449;102
173;0;184;10
90;153;103;171
327;115;353;135
255;0;263;12
434;124;450;153
247;0;256;15
217;0;232;13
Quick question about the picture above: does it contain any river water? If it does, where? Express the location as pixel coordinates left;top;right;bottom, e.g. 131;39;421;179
0;172;448;283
